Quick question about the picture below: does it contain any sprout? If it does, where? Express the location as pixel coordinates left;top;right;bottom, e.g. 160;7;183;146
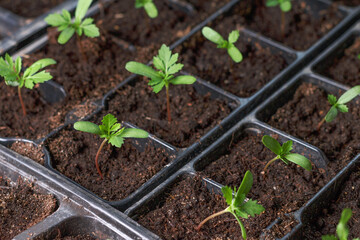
135;0;158;18
322;208;359;240
265;0;292;37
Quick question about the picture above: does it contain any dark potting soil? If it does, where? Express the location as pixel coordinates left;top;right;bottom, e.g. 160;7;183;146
104;81;232;148
200;133;331;239
53;233;97;240
267;82;360;167
0;177;57;240
2;0;227;140
0;0;65;18
334;0;360;6
136;176;245;240
318;37;360;87
179;30;289;98
10;141;44;165
302;167;360;239
235;0;343;51
46;128;173;201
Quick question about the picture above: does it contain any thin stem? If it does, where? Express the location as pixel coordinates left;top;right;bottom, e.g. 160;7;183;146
317;117;326;131
196;209;228;231
18;86;26;116
165;84;171;123
263;156;279;172
95;139;107;179
233;213;247;240
76;35;88;64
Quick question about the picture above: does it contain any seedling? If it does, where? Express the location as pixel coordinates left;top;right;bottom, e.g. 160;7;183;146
317;86;360;130
262;135;312;172
0;54;56;116
135;0;158;18
322;208;359;240
196;171;264;240
125;44;196;123
265;0;292;38
45;0;100;62
74;114;148;179
201;26;243;63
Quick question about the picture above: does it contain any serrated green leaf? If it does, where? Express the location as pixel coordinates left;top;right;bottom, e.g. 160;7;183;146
125;61;162;81
110;123;121;133
75;0;92;22
235;170;253;206
31;58;56;70
62;9;71;22
234;209;249;219
228;30;240;44
227;45;243;63
338;86;360;104
82;24;100;37
24;80;35;89
15;57;21;74
81;18;94;26
101;114;117;132
58;27;76;44
337;104;348;113
281;140;293;155
144;2;158;18
240;199;265;217
285;153;312;171
170;75;196;85
221;186;233;206
150;81;165;93
120;128;149;138
328;94;337;106
168;53;179;67
325;106;338;123
158;44;172;66
45;13;67;27
108;135;124;148
202;27;225;46
26;71;53;85
262;135;282;155
153;56;165;71
74;121;101;135
167;63;183;75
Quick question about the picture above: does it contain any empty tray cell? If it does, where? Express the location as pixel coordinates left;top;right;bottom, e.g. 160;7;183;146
0;0;66;18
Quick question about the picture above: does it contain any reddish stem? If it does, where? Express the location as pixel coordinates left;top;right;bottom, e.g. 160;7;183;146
18;86;26;116
196;209;228;231
166;84;171;123
317;118;326;131
95;139;107;179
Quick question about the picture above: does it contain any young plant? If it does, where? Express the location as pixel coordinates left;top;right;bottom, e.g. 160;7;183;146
0;54;56;116
45;0;100;62
201;26;243;63
74;114;148;179
196;171;264;240
317;86;360;130
262;135;312;172
265;0;292;38
125;44;196;123
322;208;359;240
135;0;158;18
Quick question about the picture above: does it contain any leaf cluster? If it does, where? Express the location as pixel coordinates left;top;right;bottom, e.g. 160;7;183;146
201;27;243;63
126;44;196;93
135;0;158;18
262;135;312;171
0;53;56;89
322;208;359;240
324;86;360;123
74;114;148;148
266;0;292;12
45;0;100;44
221;171;265;239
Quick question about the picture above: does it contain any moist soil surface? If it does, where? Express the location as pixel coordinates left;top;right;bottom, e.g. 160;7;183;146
136;176;244;240
200;132;333;239
0;0;65;18
0;0;228;140
267;82;360;168
104;81;232;148
46;128;173;201
334;0;360;6
0;177;57;240
234;0;343;51
10;141;45;165
302;167;360;239
317;37;360;87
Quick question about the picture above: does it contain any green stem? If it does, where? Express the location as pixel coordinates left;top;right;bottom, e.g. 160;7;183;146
196;209;228;231
95;139;107;179
317;117;326;131
18;86;26;116
263;156;279;172
233;213;247;240
165;84;171;123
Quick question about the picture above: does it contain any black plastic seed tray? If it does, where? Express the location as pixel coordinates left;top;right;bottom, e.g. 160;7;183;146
1;0;360;239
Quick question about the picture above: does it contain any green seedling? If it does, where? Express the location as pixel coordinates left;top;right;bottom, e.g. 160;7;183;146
201;26;243;63
196;171;264;240
262;135;312;172
74;114;148;179
317;86;360;130
322;208;359;240
135;0;158;18
0;54;56;116
125;44;196;123
45;0;100;62
265;0;292;37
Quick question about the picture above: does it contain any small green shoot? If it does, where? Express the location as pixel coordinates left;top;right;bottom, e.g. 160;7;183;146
196;171;264;240
125;44;196;123
317;86;360;130
135;0;158;18
0;54;56;116
262;135;312;173
322;208;359;240
265;0;292;37
74;114;148;179
201;26;243;63
45;0;100;62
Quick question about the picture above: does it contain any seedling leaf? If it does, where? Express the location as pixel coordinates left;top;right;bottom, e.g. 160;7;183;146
221;186;233;206
285;153;312;171
74;121;101;135
262;135;282;155
75;0;92;22
338;86;360;104
170;75;196;85
125;61;162;81
322;208;359;240
135;0;158;18
202;26;225;45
